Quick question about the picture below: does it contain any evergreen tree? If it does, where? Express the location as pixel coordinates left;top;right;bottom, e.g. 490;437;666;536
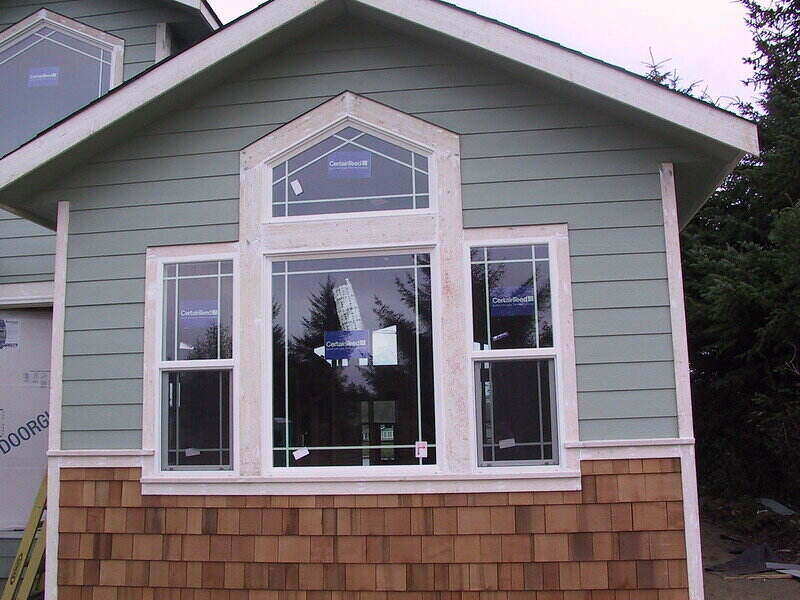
678;0;800;500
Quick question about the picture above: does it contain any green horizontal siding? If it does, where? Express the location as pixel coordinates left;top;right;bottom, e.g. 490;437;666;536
54;18;686;447
0;208;55;283
0;535;21;587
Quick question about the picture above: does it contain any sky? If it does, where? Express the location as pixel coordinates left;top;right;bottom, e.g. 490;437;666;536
208;0;757;104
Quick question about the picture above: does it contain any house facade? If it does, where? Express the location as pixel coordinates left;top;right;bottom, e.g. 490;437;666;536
0;1;759;599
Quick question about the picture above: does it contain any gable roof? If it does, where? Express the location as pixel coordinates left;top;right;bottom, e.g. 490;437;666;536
0;0;758;229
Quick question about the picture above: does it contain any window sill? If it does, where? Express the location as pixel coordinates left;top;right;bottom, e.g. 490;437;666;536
139;468;583;495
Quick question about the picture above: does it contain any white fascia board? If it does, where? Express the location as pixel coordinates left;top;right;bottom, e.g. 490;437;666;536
0;0;327;192
353;0;759;156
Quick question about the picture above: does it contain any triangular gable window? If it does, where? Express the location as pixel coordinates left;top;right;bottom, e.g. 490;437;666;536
0;9;123;156
270;123;430;218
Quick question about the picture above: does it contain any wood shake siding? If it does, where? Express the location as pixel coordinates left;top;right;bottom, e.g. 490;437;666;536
58;460;689;599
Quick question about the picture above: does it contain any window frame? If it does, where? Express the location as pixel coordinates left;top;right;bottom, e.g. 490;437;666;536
143;244;240;479
463;226;580;476
0;8;125;92
262;245;443;476
264;118;437;224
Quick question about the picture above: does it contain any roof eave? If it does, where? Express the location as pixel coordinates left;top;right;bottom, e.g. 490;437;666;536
0;0;760;227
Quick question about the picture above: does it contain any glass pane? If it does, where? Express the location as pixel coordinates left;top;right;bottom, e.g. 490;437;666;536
272;126;429;217
163;260;233;360
163;370;231;469
536;261;553;347
178;261;218;277
275;446;436;467
534;244;549;259
0;26;111;156
487;246;532;262
272;254;435;467
471;246;554;349
475;360;557;465
287;196;414;217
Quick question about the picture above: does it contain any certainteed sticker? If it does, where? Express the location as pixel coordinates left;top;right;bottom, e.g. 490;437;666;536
179;300;219;329
324;330;370;360
490;286;536;316
328;150;371;179
28;66;59;87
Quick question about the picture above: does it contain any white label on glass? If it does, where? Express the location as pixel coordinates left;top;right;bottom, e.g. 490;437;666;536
498;438;516;449
293;447;310;460
0;319;21;350
185;448;200;457
415;441;428;458
290;179;303;195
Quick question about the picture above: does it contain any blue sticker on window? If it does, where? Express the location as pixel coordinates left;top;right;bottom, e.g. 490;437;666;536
28;67;59;87
324;330;370;359
490;287;535;316
180;300;219;329
328;150;371;179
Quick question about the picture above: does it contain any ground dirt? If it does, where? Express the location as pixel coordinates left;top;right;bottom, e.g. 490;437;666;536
702;521;800;599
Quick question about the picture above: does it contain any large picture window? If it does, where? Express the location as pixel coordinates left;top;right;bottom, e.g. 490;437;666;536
470;244;559;466
160;260;234;471
0;12;122;156
271;253;435;467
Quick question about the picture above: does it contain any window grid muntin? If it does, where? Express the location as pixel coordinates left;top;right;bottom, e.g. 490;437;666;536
271;253;435;467
161;369;232;471
163;260;233;362
160;259;235;472
469;243;560;467
271;125;431;217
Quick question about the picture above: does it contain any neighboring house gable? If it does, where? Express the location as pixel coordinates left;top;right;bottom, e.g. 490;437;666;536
0;0;217;291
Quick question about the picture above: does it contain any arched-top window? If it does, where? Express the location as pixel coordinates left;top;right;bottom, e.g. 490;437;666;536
0;9;123;157
270;123;430;218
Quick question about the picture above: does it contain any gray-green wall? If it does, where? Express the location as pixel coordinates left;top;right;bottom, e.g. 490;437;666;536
0;535;20;589
0;0;210;285
39;18;689;448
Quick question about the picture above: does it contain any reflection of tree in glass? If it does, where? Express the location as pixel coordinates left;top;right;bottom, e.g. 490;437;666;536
365;264;435;447
473;261;552;349
283;277;364;462
186;325;232;360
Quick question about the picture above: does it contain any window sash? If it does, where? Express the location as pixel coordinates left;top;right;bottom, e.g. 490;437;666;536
469;242;561;467
270;252;435;467
473;358;559;467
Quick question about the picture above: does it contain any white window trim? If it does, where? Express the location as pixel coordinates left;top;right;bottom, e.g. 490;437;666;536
0;9;125;90
141;242;241;481
140;92;582;493
463;225;580;477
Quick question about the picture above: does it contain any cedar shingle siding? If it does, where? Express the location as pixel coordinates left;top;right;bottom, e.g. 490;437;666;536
58;460;689;598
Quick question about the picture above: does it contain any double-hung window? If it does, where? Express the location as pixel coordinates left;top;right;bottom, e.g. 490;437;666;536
159;259;234;471
470;243;560;466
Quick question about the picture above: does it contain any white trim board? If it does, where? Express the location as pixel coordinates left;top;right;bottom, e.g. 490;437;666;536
0;0;757;226
0;281;53;308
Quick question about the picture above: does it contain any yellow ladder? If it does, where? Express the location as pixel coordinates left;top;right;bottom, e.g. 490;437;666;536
1;478;46;600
